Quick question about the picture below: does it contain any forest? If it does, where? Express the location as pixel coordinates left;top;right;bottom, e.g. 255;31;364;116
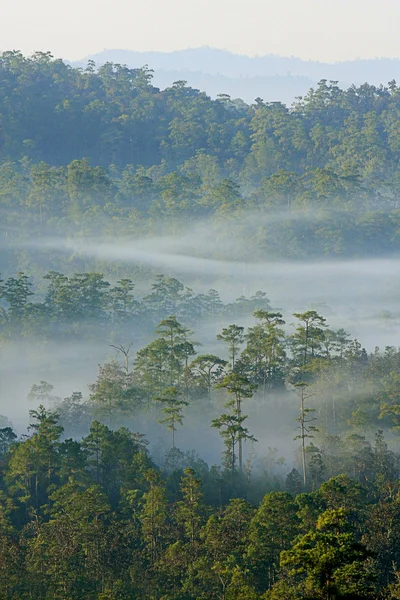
1;269;400;598
1;51;400;598
2;50;400;274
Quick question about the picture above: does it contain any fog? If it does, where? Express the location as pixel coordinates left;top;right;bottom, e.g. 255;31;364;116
2;212;400;474
0;340;104;430
0;336;299;472
29;223;400;350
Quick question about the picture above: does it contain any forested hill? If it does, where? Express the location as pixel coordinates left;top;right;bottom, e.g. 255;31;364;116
2;50;400;263
2;49;400;175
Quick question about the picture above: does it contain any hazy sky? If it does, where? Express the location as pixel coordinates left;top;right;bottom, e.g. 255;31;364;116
3;0;400;62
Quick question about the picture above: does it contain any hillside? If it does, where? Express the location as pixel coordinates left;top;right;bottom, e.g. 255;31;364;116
1;50;400;271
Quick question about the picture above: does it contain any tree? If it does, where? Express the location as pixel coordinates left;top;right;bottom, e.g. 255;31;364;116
156;315;197;386
279;508;376;599
372;429;398;483
55;391;92;437
204;289;224;322
110;342;133;378
134;338;171;399
290;310;327;377
143;276;185;319
6;406;63;510
175;467;204;545
109;279;138;325
156;387;188;450
66;158;114;214
2;272;33;334
0;488;23;599
217;373;256;471
198;498;255;599
90;360;142;425
262;169;303;209
26;481;112;598
217;324;245;370
285;468;303;495
190;354;227;401
240;311;286;394
27;380;59;405
212;412;256;477
139;469;168;565
82;421;147;503
247;491;299;592
43;271;111;336
0;427;16;456
363;486;400;589
66;272;111;323
307;443;325;490
27;161;63;220
294;382;318;488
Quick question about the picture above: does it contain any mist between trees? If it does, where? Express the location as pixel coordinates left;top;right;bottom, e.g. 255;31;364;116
1;298;400;597
1;266;400;475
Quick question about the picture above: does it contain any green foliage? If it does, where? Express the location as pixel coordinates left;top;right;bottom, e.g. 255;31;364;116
279;508;376;599
247;491;300;592
2;56;400;596
90;360;142;425
0;399;399;598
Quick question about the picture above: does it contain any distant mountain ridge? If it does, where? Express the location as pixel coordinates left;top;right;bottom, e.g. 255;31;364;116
71;47;400;104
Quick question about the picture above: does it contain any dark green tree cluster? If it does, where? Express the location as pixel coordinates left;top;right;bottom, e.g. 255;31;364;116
0;405;400;598
1;51;400;185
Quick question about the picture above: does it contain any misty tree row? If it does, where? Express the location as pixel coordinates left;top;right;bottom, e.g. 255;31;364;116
1;156;400;266
2;310;400;596
0;271;271;340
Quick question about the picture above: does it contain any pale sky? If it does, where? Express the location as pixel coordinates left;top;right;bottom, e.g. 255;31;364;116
3;0;400;62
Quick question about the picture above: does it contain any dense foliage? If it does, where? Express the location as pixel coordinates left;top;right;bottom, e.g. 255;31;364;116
2;50;400;181
0;396;400;598
2;51;400;265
